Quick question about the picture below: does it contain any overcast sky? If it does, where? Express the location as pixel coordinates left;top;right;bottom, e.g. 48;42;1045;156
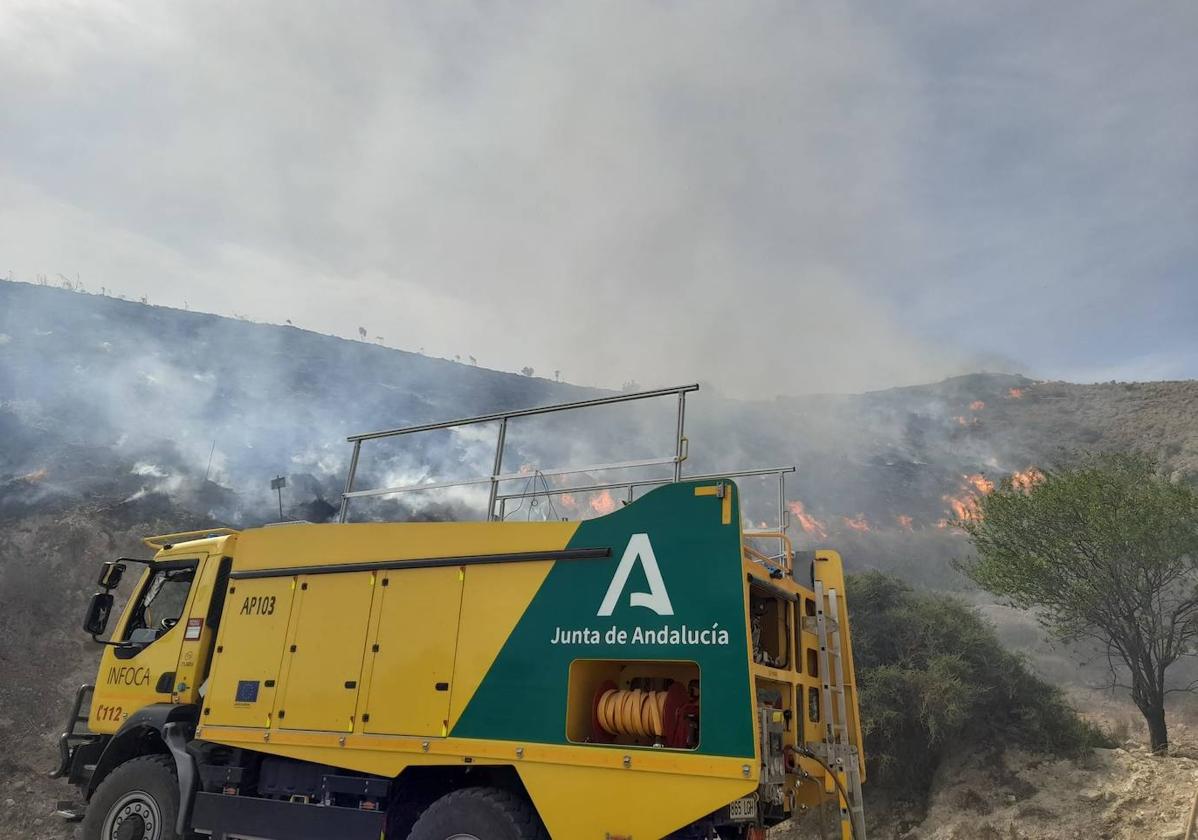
1;2;1195;396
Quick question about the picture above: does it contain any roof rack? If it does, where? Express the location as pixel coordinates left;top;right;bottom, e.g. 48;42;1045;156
337;384;796;538
142;527;240;549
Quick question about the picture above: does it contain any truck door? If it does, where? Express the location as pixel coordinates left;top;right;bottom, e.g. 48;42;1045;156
275;571;375;732
89;559;202;733
362;566;464;737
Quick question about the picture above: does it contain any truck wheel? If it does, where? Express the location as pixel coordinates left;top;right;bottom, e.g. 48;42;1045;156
82;754;181;840
405;787;547;840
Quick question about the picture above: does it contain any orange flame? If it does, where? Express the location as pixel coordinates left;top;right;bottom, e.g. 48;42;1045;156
969;400;986;411
943;473;995;523
787;500;828;539
943;493;981;521
842;513;871;533
559;493;577;509
896;514;914;531
518;462;536;476
590;489;616;515
1010;467;1044;491
18;468;48;482
1007;387;1024;399
964;473;995;494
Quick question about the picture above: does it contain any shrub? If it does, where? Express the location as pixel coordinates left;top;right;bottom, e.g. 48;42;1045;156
848;572;1110;801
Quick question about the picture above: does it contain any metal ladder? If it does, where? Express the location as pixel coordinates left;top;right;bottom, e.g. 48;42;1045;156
813;580;867;840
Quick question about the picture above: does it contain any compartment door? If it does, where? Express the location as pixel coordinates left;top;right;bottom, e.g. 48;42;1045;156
363;566;464;737
205;576;296;728
276;572;374;732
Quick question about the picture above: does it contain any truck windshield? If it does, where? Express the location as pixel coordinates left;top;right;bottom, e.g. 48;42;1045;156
123;565;196;640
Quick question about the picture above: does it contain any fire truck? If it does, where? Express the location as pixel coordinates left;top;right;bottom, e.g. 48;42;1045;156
53;385;867;839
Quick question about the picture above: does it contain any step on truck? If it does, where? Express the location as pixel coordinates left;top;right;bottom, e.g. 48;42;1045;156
53;384;867;840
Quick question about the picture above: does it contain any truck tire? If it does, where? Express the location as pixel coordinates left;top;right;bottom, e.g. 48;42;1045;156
405;787;548;840
81;754;182;840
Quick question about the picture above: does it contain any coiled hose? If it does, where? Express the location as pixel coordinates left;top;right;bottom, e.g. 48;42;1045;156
596;688;668;739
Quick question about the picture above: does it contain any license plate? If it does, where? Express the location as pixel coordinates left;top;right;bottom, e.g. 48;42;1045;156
728;795;757;821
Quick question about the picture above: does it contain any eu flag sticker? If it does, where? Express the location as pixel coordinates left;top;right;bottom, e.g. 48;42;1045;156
235;680;260;703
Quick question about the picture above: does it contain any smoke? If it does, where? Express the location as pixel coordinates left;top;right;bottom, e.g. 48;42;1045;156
8;3;1193;395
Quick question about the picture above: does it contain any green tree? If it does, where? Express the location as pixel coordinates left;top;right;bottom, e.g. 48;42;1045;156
959;454;1198;753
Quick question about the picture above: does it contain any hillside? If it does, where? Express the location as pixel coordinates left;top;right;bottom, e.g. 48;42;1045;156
4;280;1197;549
3;279;1198;838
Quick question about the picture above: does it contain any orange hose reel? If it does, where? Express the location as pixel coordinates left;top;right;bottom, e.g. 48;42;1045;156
591;680;695;748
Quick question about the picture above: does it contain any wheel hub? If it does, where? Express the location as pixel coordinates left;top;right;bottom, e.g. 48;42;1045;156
104;791;159;840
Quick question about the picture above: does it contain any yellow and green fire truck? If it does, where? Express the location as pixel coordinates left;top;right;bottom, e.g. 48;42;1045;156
54;385;867;840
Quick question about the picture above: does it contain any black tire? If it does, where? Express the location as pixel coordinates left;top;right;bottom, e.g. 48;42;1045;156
405;787;547;840
386;781;440;840
81;754;181;840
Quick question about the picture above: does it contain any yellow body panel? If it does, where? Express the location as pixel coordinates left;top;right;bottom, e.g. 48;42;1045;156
518;763;755;839
447;560;555;730
363;566;464;736
205;574;295;728
233;520;579;573
276;572;374;733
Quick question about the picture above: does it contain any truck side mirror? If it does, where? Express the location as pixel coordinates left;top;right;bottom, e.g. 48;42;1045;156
84;592;115;637
98;561;125;590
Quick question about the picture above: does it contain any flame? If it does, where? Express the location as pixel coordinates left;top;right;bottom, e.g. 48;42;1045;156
589;489;616;515
1011;466;1044;491
896;514;914;531
518;463;536;476
953;415;978;427
943;493;981;521
943;473;995;523
1007;387;1024;399
17;468;48;482
969;400;986;411
964;473;995;494
787;500;828;539
559;493;577;509
842;513;871;533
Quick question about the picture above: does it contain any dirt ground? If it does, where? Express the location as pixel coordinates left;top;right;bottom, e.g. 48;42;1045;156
772;727;1198;840
889;744;1196;840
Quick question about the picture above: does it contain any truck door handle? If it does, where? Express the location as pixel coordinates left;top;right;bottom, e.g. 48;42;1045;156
435;682;449;692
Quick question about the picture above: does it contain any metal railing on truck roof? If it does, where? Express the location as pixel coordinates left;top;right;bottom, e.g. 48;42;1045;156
337;383;795;550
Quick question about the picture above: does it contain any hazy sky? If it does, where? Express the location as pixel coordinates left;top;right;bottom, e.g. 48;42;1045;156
1;2;1195;396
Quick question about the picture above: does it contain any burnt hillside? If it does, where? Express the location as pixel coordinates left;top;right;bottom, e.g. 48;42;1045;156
2;278;1197;584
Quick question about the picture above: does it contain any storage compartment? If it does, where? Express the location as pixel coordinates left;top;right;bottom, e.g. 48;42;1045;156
362;566;464;737
275;572;374;732
205;576;296;728
750;587;789;668
566;660;700;749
